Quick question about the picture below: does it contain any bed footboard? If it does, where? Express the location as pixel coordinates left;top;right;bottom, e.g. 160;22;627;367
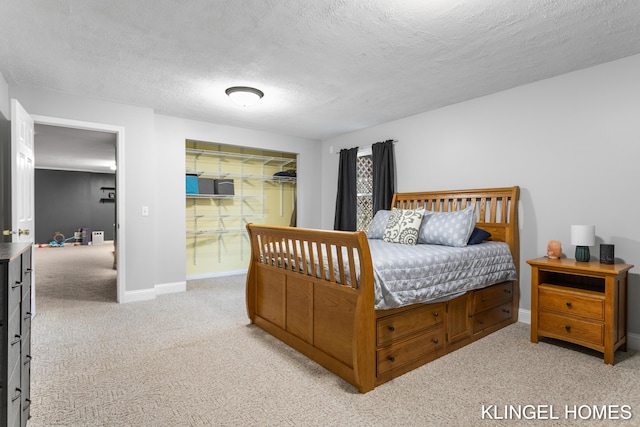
245;224;377;393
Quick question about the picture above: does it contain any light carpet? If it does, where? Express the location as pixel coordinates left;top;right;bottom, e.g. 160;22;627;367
30;243;640;426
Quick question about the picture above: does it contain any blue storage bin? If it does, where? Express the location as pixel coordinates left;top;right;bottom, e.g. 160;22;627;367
186;175;199;194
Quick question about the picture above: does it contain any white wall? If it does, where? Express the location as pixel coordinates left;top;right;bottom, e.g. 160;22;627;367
320;53;640;334
153;114;321;287
11;87;157;296
8;87;322;300
0;72;8;119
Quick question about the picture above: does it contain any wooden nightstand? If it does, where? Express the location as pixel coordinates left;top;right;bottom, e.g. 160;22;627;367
527;257;634;364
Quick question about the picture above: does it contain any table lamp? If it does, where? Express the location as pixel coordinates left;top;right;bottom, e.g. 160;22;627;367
571;225;595;262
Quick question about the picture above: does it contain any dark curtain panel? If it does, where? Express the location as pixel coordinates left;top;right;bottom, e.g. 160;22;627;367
372;140;395;213
334;147;359;231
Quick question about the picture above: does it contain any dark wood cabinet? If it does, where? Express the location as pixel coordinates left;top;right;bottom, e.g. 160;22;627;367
1;243;32;426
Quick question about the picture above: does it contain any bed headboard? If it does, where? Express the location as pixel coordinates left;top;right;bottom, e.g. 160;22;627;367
391;186;520;275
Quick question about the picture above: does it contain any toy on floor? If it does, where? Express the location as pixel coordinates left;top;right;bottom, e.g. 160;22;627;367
49;231;79;248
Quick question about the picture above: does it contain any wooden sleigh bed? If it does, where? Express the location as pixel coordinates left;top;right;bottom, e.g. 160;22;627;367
246;186;520;393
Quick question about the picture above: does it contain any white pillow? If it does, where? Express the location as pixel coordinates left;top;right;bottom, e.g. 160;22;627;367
418;205;476;247
383;209;424;245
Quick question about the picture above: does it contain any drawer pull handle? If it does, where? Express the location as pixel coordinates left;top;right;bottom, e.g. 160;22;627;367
565;325;571;332
12;388;21;402
504;288;512;294
432;338;439;344
24;354;32;365
388;356;395;363
23;398;31;410
11;334;21;345
481;297;486;302
388;326;395;332
433;312;439;317
12;281;22;289
478;319;485;325
502;309;510;314
566;302;572;308
468;314;473;318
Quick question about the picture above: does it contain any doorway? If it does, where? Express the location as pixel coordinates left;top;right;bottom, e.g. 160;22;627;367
30;114;126;302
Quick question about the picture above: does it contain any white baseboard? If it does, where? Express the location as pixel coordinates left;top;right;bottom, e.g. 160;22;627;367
517;308;639;351
518;308;531;325
155;281;186;295
122;288;156;303
187;269;247;280
123;281;187;303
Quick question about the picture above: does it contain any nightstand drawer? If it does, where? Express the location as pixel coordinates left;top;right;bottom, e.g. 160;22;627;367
538;311;604;345
539;285;604;321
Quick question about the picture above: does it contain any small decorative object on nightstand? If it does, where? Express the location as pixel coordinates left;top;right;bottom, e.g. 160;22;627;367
546;240;562;259
528;257;634;365
571;225;595;262
600;244;615;264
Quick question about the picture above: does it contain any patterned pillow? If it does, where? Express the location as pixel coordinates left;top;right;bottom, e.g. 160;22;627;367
418;205;476;247
383;209;424;245
367;210;392;239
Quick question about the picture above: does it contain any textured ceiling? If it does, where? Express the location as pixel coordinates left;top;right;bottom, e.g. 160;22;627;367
2;0;640;149
33;124;117;174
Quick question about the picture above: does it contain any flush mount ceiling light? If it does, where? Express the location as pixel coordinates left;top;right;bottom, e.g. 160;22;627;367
225;86;264;107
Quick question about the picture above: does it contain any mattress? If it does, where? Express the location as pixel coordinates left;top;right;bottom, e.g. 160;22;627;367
263;239;517;310
367;240;517;309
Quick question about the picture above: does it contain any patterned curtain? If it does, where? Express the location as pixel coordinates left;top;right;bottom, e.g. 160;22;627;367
372;140;395;213
334;147;359;231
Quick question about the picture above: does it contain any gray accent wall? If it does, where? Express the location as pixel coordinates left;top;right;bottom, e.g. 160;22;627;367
35;169;115;244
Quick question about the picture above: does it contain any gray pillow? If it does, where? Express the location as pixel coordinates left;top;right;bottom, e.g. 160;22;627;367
367;209;391;239
418;205;476;247
383;209;424;245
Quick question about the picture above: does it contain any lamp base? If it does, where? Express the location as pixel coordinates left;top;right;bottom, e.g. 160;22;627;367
575;246;590;262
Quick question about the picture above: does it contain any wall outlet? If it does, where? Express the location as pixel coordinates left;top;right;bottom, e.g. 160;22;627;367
142;206;149;216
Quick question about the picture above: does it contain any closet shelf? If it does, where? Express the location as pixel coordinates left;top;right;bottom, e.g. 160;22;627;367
189;214;266;219
186;194;260;200
186;148;296;167
185;169;296;183
187;229;246;236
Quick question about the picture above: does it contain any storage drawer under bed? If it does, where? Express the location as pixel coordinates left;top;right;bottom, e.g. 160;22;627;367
376;303;443;346
377;326;445;375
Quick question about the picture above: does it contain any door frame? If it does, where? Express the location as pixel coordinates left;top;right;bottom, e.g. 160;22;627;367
31;114;126;303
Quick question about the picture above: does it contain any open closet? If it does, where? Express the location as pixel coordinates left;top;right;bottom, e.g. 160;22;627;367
185;140;297;278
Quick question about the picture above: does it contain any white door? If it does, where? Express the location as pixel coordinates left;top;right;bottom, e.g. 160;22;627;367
11;99;36;315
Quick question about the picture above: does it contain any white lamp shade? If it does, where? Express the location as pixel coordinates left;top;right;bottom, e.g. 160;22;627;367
571;225;595;246
225;86;264;107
